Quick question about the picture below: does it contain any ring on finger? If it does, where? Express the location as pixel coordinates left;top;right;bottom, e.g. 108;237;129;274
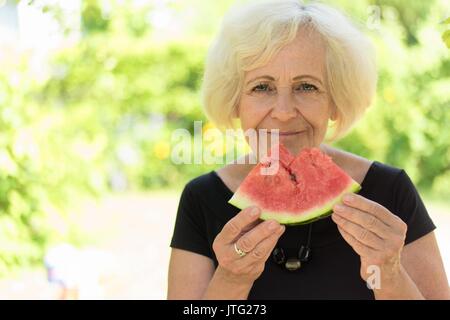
234;242;247;258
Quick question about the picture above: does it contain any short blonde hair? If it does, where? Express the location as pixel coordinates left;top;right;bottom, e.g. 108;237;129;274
201;0;377;141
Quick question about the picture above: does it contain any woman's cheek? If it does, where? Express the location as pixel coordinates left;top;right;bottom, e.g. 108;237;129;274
238;99;269;131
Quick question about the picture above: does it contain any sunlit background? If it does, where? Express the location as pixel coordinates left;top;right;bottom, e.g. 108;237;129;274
0;0;449;299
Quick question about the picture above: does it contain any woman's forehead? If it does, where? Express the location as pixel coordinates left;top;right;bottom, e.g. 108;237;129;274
244;30;326;81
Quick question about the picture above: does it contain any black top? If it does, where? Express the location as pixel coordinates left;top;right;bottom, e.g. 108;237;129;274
170;161;436;299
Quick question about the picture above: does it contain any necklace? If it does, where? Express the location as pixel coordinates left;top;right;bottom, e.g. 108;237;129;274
271;222;313;271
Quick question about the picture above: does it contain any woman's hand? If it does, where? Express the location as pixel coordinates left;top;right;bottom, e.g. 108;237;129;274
212;206;285;286
332;193;408;285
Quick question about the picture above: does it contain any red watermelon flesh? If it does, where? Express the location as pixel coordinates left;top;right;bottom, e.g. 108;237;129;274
228;144;361;225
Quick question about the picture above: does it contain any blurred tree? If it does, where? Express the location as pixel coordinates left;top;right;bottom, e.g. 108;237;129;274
82;0;110;34
1;0;449;275
373;0;436;45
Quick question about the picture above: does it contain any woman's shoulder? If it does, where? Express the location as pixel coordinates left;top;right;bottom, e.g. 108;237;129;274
369;160;405;178
179;171;237;224
182;169;236;205
336;150;421;212
326;146;406;186
365;160;418;197
184;171;219;195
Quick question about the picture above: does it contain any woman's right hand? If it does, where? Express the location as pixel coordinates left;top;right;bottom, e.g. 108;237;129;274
212;206;285;286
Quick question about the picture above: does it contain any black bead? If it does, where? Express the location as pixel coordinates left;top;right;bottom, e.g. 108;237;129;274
298;245;311;262
272;247;285;265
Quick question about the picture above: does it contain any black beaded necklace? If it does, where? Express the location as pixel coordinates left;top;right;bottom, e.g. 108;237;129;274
271;222;313;271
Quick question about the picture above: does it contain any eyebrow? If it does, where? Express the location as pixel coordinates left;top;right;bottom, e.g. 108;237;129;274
246;75;323;86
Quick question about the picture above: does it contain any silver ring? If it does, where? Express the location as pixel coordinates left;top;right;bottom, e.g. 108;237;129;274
234;242;247;257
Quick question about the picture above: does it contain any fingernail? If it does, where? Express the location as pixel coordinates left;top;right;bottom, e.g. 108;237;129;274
250;207;260;217
268;220;278;230
278;225;285;234
343;194;353;203
334;204;344;212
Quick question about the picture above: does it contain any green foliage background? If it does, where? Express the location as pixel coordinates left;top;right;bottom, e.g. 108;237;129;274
0;0;448;275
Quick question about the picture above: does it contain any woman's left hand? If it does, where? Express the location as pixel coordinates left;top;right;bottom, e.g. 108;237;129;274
332;193;408;284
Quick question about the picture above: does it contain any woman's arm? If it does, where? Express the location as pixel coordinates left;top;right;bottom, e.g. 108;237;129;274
167;248;215;299
168;207;284;300
399;231;450;300
202;266;254;300
167;250;259;300
372;231;450;300
332;193;450;300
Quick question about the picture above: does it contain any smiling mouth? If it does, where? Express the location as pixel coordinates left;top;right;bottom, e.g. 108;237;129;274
278;130;306;136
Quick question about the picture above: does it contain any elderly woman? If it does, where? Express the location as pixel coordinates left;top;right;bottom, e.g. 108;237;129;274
167;1;449;299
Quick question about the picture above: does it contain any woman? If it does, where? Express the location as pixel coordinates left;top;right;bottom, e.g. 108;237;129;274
167;0;449;299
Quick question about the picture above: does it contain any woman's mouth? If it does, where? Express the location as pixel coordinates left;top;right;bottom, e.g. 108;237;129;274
278;130;306;136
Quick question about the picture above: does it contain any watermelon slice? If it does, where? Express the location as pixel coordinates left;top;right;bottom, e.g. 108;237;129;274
228;144;361;225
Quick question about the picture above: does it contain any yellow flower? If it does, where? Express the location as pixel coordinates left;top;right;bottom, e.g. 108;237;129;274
153;141;170;160
383;87;396;104
202;122;216;132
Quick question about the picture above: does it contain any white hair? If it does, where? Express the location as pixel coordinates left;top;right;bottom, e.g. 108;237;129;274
201;0;377;140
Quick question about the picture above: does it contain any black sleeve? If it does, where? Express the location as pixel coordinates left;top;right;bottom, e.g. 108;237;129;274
392;170;436;245
169;183;213;259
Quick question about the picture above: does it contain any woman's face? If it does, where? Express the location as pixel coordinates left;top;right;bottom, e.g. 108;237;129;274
238;29;334;156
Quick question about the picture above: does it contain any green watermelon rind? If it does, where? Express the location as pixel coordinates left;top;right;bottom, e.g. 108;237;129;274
228;181;361;225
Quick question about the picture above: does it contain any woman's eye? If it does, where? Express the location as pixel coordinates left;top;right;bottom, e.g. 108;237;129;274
251;83;318;93
296;83;318;92
252;83;272;92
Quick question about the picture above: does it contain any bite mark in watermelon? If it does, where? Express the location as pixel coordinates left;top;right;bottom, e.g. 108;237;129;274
228;144;361;225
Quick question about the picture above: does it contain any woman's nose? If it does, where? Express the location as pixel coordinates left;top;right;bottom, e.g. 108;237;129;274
270;89;297;122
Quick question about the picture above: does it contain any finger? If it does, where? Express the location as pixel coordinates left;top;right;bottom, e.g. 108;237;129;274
342;194;400;227
333;204;391;239
243;225;285;264
332;213;384;250
240;219;264;234
235;219;282;253
336;225;377;258
218;206;261;244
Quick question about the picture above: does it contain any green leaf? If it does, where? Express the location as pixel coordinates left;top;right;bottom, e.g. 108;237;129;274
442;29;450;48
